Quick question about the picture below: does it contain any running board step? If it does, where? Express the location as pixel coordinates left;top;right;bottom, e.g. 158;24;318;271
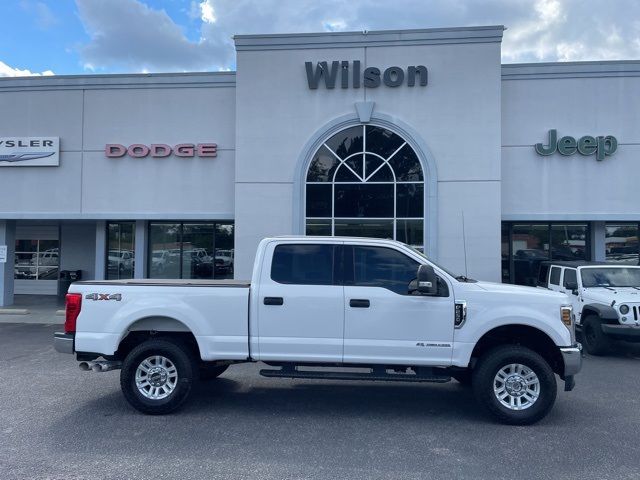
259;367;451;383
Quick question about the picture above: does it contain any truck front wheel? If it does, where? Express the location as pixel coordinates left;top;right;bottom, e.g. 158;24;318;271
472;345;557;425
120;338;197;415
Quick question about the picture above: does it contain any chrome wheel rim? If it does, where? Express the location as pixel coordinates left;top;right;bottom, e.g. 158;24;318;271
135;355;178;400
493;363;540;411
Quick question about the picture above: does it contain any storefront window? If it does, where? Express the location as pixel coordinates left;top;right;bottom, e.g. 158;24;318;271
503;222;590;286
305;125;425;251
106;222;135;280
148;222;234;279
14;239;60;281
605;223;639;265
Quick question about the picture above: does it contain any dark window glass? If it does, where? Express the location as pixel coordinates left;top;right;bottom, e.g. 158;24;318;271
306;146;340;182
334;184;394;218
149;222;234;280
351;246;419;295
551;224;588;261
106;222;135;280
214;223;234;280
537;263;549;286
511;224;550;287
306;184;332;217
182;223;215;280
14;239;59;281
388;144;423;181
549;266;561;285
396;183;424;218
396;220;423;250
271;244;335;285
334;220;393;239
325;126;363;159
501;223;510;283
334;155;364;182
306;220;331;236
365;155;393;182
366;126;405;158
149;223;181;279
563;268;577;288
605;223;639;265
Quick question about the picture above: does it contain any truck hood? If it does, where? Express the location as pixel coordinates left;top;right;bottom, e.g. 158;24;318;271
472;280;568;300
582;287;640;304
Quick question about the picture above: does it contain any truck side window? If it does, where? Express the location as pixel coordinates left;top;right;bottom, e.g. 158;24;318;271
350;246;419;295
563;269;577;288
549;266;561;286
271;244;337;285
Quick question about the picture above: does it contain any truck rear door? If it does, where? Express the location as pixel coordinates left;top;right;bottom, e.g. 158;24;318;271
255;241;344;362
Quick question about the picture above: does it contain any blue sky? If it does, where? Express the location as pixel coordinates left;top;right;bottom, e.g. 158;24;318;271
2;0;640;77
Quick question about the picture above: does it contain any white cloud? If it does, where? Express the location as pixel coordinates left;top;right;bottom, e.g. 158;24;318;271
76;0;231;72
0;60;54;77
75;0;640;73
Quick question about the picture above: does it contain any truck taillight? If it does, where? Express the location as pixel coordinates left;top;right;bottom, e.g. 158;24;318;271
65;293;82;334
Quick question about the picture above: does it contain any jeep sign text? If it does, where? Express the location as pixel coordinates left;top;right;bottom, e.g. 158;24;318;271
305;61;428;89
535;129;617;161
105;143;217;158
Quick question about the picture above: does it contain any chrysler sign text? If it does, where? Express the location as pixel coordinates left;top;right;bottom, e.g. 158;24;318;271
0;137;60;167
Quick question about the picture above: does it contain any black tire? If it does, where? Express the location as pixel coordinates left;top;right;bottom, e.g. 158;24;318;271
581;315;613;356
451;369;472;386
200;364;229;381
472;345;557;425
120;338;197;415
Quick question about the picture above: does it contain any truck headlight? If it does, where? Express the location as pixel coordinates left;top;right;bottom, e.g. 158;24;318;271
619;304;630;315
560;306;573;327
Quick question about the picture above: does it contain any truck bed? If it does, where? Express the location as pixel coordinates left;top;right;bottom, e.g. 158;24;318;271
74;279;251;288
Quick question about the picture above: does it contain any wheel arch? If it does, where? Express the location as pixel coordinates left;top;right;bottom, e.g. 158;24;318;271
470;324;565;377
582;304;618;322
116;315;202;361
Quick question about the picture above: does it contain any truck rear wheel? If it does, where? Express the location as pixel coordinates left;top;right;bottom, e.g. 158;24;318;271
120;338;197;415
472;345;557;425
581;315;613;356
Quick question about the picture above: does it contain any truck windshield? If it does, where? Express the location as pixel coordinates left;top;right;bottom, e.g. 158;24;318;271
580;267;640;288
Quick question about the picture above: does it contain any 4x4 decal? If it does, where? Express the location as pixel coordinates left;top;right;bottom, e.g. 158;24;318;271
85;293;122;301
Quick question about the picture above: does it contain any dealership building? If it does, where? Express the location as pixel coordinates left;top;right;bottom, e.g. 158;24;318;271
1;25;639;305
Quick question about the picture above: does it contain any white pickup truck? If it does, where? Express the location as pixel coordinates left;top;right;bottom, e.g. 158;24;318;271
54;237;581;425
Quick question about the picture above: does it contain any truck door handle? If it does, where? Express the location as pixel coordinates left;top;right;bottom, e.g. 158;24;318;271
349;299;370;308
263;296;284;306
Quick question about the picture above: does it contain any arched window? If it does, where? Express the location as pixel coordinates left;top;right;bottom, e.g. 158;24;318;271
305;125;425;250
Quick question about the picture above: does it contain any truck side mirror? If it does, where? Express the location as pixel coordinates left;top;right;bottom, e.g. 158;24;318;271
417;264;438;295
565;281;578;292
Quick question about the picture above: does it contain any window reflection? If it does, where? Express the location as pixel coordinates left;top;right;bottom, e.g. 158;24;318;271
605;224;639;265
148;222;234;280
14;239;59;281
107;222;135;280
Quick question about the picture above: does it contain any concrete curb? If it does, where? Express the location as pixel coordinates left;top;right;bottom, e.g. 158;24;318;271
0;308;30;315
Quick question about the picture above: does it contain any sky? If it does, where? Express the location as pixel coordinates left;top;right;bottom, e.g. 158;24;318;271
1;0;640;77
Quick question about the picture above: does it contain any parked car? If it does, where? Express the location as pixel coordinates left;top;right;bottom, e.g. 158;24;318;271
151;250;169;274
108;250;134;276
54;237;581;425
538;260;640;355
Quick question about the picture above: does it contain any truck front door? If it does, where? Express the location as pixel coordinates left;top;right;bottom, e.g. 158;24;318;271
342;245;454;366
256;242;344;362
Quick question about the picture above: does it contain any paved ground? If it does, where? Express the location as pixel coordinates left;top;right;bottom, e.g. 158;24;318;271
1;324;640;480
0;295;64;324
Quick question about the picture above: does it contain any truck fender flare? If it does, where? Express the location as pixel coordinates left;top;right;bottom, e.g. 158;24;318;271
582;303;618;321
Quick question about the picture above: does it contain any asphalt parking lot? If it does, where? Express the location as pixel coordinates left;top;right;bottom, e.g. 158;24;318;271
1;323;640;480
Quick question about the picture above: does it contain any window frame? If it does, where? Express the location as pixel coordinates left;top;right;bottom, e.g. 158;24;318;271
562;268;577;289
304;124;425;250
549;266;562;286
